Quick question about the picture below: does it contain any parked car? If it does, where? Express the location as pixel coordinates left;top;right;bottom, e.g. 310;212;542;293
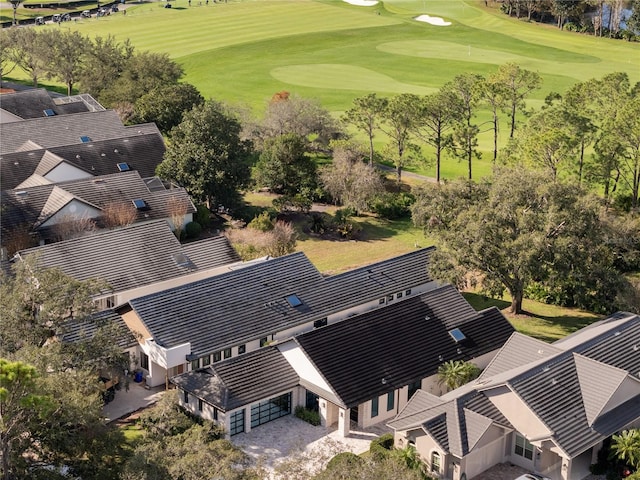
52;13;60;22
34;16;44;25
60;13;71;21
96;7;110;16
80;10;91;17
164;3;172;7
515;474;551;480
110;5;119;12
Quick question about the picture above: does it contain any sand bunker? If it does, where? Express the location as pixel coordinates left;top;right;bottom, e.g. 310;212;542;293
343;0;379;6
415;14;451;26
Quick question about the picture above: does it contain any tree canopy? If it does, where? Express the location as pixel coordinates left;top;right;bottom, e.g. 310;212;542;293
157;100;252;210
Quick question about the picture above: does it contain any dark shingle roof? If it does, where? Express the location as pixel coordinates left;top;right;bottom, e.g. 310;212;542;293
1;133;166;191
0;89;92;119
16;221;237;294
295;285;514;408
62;309;138;349
181;236;240;270
171;347;299;411
0;109;159;154
126;248;434;356
1;171;195;239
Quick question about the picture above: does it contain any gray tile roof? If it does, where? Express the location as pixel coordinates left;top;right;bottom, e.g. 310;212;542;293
125;247;435;356
1;133;166;191
0;109;159;154
16;221;238;294
61;309;138;349
0;89;91;120
1;171;195;241
171;347;299;412
295;285;514;408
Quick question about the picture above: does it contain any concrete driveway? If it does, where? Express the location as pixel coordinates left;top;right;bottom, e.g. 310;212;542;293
102;381;165;422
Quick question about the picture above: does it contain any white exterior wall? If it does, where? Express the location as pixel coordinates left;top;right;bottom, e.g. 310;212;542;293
45;162;93;183
142;339;191;387
40;200;101;227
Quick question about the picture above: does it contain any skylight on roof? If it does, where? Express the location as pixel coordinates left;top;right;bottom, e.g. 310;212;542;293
117;162;130;172
448;328;466;343
43;109;56;117
80;136;92;143
132;198;149;211
285;294;303;308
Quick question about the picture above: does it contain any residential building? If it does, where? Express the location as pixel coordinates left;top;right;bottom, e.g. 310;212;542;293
170;282;514;438
388;312;640;480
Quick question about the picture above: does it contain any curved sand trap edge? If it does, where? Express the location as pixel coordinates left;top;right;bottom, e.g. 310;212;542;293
343;0;379;6
415;14;451;26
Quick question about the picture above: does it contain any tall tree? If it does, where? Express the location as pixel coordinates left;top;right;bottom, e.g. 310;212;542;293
156;100;252;210
493;63;542;138
77;35;133;100
253;133;317;196
0;29;17;82
413;90;460;182
378;93;422;185
8;28;49;88
342;93;388;165
480;73;507;163
412;168;625;314
132;83;204;134
444;73;484;179
615;95;640;209
320;140;384;212
45;30;86;96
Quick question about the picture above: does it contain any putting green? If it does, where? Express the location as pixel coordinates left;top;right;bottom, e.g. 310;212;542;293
270;64;435;94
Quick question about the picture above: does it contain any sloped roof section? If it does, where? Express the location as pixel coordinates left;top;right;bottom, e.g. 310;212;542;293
479;332;563;380
127;248;434;356
296;285;514;408
62;309;138;349
0;89;93;120
171;347;299;412
389;390;444;430
17;221;236;294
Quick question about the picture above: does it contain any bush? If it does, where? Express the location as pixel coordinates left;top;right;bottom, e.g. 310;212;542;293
324;451;364;472
370;192;415;220
333;207;361;240
184;221;202;239
294;405;321;426
370;433;395;460
194;204;211;228
248;211;274;231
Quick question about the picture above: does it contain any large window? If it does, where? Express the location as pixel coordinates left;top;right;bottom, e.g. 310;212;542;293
201;355;211;366
250;393;291;428
515;433;534;460
408;380;421;400
431;451;441;473
140;351;149;370
223;348;232;359
371;397;379;418
230;410;245;436
387;392;395;412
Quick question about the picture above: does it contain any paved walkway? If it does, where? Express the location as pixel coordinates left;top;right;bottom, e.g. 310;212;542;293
102;380;165;422
232;415;391;477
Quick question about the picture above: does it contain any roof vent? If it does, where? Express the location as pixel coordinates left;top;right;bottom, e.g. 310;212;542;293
438;354;443;362
551;378;558;385
448;328;466;343
132;198;149;211
76;154;81;159
457;347;462;355
114;148;119;154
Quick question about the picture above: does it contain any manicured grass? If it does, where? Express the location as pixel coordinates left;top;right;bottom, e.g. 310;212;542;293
463;292;601;342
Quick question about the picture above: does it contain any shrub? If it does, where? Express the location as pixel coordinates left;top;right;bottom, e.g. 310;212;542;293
370;433;395;460
248;211;274;231
294;405;321;426
333;207;361;240
370;192;415;220
324;451;364;472
184;221;202;239
194;203;211;228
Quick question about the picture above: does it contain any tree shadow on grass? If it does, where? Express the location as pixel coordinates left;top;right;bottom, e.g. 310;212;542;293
462;292;510;311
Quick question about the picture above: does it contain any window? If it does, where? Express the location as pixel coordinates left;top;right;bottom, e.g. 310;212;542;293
371;397;379;418
132;198;149;211
238;344;246;355
43;109;56;117
405;289;412;296
314;318;327;329
387;295;394;302
379;298;385;305
387;392;395;412
140;351;149;370
223;348;231;359
448;328;467;343
198;398;203;412
515;433;534;460
183;390;189;404
260;337;269;347
191;359;199;370
397;292;403;299
80;135;91;143
408;380;421;400
201;355;211;367
431;452;441;473
213;407;218;421
117;162;130;172
229;410;245;436
213;351;221;362
285;294;302;307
